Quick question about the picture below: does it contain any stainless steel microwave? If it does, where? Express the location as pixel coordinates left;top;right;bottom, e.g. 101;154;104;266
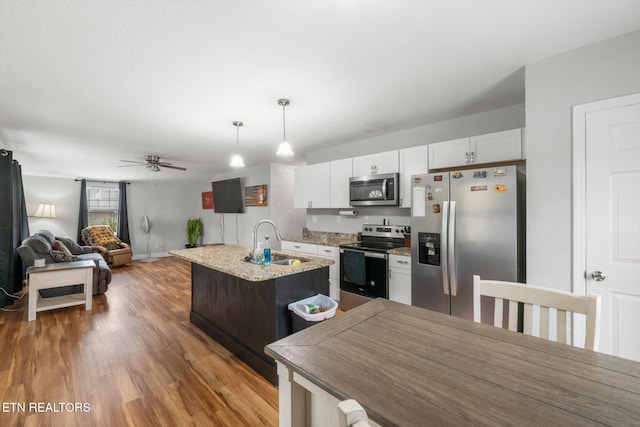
349;172;399;206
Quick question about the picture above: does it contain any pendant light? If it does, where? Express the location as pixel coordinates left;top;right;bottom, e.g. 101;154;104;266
276;98;294;157
230;121;245;168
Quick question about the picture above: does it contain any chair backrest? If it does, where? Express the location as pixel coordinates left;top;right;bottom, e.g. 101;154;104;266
338;399;371;427
473;275;601;351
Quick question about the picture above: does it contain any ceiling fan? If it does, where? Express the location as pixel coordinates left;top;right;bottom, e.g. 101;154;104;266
119;155;187;172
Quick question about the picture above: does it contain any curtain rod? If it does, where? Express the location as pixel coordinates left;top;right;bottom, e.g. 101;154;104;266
75;179;130;184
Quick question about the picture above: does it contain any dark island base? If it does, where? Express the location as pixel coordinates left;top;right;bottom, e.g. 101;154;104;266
190;263;329;385
190;311;278;383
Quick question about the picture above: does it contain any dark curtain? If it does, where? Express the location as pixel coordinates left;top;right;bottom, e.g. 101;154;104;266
76;179;88;244
118;181;130;244
0;150;30;308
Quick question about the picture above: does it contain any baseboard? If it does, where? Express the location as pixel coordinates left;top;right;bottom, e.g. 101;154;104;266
132;252;170;260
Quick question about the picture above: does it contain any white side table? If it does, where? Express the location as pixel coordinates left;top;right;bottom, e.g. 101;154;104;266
27;260;95;321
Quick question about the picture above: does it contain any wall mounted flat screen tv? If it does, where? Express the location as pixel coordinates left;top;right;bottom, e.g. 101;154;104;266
211;178;244;213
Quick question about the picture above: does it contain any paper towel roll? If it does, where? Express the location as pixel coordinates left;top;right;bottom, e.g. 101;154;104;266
339;210;357;216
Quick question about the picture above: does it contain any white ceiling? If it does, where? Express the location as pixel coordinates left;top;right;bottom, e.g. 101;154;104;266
1;0;640;182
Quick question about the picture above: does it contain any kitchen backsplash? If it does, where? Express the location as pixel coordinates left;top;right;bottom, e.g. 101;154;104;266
304;207;411;233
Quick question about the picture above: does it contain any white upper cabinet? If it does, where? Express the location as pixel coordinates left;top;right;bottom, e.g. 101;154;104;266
399;145;428;208
330;158;352;208
428;137;470;170
470;128;522;165
352;150;399;176
428;129;523;170
293;162;331;209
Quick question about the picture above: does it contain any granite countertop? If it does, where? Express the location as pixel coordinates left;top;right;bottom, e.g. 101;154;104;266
388;246;411;257
284;231;358;247
169;245;333;282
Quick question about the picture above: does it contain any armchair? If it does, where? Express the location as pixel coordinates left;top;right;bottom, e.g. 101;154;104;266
81;225;132;267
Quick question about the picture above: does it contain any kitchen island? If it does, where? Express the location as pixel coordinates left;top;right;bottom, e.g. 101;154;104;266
266;298;640;426
170;245;332;384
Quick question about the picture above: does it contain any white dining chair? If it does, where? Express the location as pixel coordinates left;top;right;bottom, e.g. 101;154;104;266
338;399;371;427
473;275;601;350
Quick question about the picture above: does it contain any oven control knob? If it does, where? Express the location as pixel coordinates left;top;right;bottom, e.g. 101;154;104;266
370;280;375;286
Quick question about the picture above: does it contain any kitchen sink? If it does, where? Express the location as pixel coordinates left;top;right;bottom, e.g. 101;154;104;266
243;253;310;265
272;258;307;266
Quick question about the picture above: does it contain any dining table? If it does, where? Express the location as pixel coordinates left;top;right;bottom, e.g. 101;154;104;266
265;298;640;426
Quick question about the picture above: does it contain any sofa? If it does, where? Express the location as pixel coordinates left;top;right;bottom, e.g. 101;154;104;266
17;230;111;296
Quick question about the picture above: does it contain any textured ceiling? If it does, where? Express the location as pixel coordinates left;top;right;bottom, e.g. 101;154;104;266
1;0;640;182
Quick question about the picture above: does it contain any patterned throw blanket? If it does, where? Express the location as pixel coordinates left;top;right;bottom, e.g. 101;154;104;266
81;225;122;250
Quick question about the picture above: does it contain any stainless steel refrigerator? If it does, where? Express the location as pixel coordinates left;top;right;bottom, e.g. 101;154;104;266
411;165;525;322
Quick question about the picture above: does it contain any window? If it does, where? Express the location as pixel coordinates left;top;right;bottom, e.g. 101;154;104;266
87;182;119;234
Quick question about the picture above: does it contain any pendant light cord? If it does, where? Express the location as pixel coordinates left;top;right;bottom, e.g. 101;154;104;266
282;103;287;141
233;121;243;149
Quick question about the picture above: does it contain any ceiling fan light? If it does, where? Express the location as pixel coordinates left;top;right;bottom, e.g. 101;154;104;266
230;154;245;168
276;141;294;157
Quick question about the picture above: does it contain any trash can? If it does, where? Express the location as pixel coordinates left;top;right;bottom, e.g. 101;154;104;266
288;294;338;333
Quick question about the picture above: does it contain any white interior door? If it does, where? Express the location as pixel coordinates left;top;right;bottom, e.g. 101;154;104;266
585;102;640;361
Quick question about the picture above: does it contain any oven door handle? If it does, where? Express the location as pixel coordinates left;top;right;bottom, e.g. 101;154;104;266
340;249;387;259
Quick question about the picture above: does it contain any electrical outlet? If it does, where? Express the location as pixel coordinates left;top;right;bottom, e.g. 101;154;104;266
336;216;341;223
312;215;318;223
155;242;161;249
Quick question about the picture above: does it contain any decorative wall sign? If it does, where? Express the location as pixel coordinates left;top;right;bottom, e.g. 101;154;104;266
245;185;268;207
202;191;214;209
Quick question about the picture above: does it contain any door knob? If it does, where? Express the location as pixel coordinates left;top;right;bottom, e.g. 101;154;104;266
591;271;606;282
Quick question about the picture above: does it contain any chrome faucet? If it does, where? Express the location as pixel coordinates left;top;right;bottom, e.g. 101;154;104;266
253;219;283;256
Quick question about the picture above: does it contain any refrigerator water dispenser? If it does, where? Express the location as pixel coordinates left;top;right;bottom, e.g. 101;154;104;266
418;232;440;266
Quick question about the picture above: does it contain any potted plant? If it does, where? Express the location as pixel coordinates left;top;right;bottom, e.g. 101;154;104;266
186;218;203;248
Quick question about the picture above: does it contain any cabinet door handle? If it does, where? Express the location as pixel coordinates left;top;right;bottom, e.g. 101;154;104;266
396;260;409;265
465;152;469;164
294;245;301;249
470;151;476;163
323;249;332;253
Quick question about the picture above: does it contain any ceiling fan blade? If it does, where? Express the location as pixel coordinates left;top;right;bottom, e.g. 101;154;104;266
119;160;146;164
118;164;146;168
160;165;187;171
157;161;174;166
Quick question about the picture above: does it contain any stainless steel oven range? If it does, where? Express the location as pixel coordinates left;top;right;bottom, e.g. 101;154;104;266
339;224;409;310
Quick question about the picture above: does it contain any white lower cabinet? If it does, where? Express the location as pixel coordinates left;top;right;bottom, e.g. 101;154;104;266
389;254;411;305
317;245;340;301
281;241;340;301
281;241;317;256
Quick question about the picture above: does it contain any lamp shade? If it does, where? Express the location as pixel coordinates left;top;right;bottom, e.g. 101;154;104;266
276;141;294;157
34;203;56;218
230;154;245;168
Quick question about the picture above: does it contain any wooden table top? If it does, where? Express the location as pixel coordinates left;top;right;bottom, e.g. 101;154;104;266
265;298;640;426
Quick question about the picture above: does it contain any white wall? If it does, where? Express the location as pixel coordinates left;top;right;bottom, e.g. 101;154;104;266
22;175;202;258
200;163;306;250
22;163;304;257
306;104;525;164
127;181;201;257
305;207;411;234
269;163;306;241
23;176;80;239
525;30;640;291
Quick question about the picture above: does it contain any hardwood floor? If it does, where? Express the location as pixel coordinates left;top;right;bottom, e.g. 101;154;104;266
0;257;279;426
